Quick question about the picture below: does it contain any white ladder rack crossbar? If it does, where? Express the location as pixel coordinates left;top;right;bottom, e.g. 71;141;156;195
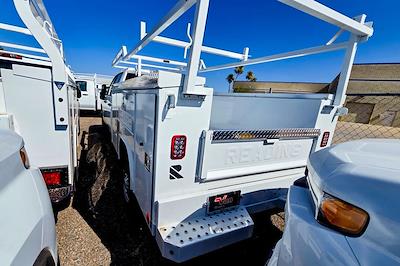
0;41;46;54
279;0;373;37
114;0;373;96
123;0;197;62
199;41;348;73
0;23;32;35
140;21;249;61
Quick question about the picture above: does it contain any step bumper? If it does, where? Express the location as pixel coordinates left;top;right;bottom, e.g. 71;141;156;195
156;207;254;263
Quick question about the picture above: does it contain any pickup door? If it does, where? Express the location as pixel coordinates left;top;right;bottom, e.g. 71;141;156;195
77;80;95;111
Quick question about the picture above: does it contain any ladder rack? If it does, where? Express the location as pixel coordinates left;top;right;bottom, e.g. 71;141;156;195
113;0;373;104
1;0;71;127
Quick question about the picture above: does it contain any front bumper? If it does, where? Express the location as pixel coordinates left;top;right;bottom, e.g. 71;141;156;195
268;185;359;266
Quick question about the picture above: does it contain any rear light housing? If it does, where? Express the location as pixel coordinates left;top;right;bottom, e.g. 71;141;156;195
0;52;22;60
320;132;330;147
170;135;187;160
40;168;67;187
19;147;30;169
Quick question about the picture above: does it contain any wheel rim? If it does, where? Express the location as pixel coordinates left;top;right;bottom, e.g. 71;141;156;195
123;170;130;203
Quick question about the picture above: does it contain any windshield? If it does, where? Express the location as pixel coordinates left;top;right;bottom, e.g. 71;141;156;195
76;81;87;92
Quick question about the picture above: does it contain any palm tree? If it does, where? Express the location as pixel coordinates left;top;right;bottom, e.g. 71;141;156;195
226;74;235;91
234;66;244;80
246;71;257;82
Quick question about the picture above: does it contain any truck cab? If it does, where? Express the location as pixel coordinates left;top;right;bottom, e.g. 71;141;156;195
100;69;137;129
75;73;112;112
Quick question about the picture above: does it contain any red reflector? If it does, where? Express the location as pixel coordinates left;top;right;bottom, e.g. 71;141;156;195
0;52;22;60
146;212;150;224
170;135;187;160
320;132;330;147
42;171;62;186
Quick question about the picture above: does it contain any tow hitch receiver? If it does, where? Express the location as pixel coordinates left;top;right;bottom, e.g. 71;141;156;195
157;207;254;263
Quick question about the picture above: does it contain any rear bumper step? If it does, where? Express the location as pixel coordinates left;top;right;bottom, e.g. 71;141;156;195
156;207;254;263
48;185;72;203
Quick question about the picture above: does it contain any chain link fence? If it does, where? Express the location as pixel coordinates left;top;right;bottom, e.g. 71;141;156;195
333;94;400;143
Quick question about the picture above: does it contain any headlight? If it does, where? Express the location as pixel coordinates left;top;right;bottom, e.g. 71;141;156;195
317;193;369;236
19;147;30;169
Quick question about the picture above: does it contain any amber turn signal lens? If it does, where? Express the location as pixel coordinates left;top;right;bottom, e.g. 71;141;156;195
319;194;368;236
19;147;30;169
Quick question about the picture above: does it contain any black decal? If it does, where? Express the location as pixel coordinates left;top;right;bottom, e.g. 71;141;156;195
169;165;183;179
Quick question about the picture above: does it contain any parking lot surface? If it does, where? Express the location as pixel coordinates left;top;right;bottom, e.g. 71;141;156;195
56;116;285;266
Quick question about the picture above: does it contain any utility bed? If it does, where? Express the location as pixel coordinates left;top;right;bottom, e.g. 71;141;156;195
106;0;373;262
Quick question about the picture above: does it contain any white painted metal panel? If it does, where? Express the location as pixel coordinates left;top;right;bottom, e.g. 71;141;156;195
210;94;332;130
0;80;5;114
134;93;156;221
199;137;313;181
1;66;70;169
77;80;96;111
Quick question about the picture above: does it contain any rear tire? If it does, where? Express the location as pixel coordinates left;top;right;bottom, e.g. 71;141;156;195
122;163;131;204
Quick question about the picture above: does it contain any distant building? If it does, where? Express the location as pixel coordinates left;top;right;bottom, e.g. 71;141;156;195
234;63;400;128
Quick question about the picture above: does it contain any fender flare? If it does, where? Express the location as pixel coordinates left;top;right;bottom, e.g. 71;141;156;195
119;136;135;191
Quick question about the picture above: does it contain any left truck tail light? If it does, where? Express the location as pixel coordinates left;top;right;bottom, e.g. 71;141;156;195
0;52;22;59
171;135;187;160
40;168;66;186
19;147;30;169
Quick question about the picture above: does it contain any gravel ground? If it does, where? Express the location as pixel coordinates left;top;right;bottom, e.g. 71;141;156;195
56;115;285;266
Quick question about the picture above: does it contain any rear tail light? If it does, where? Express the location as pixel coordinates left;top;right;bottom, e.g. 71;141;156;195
0;52;22;60
320;132;330;147
171;135;187;160
19;147;30;169
40;168;67;186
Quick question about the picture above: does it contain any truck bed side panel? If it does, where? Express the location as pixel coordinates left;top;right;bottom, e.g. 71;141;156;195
1;64;69;168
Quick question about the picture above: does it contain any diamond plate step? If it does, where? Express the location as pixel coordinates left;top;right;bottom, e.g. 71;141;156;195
157;207;254;263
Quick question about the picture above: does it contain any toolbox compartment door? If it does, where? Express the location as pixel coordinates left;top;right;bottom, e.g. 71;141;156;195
197;130;315;181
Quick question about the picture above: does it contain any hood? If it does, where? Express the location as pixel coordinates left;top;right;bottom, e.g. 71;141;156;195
0;129;23;163
308;139;400;207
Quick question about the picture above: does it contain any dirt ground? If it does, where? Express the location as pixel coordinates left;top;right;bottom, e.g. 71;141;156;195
56;115;285;266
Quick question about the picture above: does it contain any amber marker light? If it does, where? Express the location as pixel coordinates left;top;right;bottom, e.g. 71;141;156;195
318;193;369;236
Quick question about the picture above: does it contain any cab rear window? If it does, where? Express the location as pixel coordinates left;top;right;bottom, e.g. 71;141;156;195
76;81;87;91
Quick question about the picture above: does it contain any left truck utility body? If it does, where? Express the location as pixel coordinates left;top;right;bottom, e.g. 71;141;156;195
0;0;80;203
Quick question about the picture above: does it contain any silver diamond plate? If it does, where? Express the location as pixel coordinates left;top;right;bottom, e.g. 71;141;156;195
212;128;320;142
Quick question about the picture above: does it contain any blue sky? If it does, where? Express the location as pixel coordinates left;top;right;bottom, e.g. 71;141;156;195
1;0;399;92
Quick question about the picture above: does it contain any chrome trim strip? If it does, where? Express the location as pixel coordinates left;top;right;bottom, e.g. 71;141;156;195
211;128;320;143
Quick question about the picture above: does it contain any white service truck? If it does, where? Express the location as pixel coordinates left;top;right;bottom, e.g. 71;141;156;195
75;73;113;112
0;0;80;203
100;68;138;128
107;0;373;262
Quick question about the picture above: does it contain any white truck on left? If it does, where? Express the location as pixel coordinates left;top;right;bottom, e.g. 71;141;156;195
0;0;80;203
0;129;57;266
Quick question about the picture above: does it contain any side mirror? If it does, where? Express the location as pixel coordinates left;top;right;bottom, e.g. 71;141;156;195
77;88;82;99
100;84;107;100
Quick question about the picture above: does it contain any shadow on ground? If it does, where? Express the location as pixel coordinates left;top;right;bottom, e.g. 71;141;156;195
72;125;283;266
